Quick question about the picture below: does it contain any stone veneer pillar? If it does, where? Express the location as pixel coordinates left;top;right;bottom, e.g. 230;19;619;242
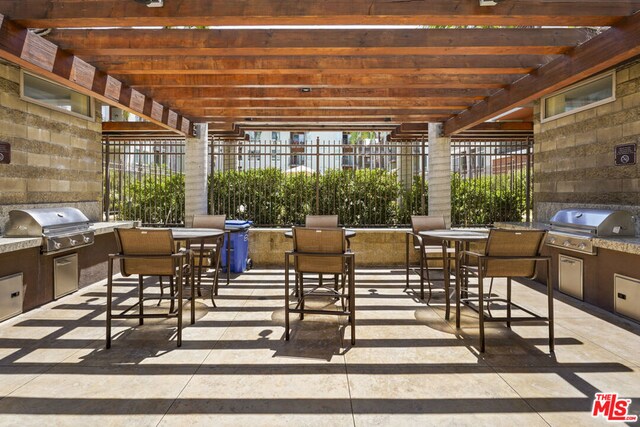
427;122;452;225
185;123;209;222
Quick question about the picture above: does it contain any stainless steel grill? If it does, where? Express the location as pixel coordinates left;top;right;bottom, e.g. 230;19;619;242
546;208;636;255
4;208;94;254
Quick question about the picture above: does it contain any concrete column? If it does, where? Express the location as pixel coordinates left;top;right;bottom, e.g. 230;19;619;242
427;123;451;225
185;123;208;223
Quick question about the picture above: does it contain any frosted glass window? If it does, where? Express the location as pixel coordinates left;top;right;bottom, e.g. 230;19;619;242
22;72;94;119
542;73;614;121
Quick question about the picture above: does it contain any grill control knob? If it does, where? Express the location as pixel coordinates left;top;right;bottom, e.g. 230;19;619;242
69;239;78;246
548;237;556;244
53;241;61;250
578;243;587;250
563;240;571;247
83;236;91;243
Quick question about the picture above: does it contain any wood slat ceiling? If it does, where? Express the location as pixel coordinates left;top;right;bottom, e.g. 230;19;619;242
1;0;639;135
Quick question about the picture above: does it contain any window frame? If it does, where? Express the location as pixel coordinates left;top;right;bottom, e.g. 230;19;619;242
20;71;96;121
541;71;616;123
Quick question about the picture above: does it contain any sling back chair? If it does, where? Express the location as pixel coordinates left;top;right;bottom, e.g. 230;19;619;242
106;228;194;348
458;229;553;353
284;227;356;345
190;214;226;304
305;215;339;228
405;216;456;301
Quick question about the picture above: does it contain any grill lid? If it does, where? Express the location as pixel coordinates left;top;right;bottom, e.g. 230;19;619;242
4;208;91;237
549;208;635;237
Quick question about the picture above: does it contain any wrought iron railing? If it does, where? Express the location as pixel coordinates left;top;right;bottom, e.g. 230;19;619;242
102;135;532;228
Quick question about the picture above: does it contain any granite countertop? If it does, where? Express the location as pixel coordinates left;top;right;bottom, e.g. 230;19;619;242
495;221;640;255
0;221;133;254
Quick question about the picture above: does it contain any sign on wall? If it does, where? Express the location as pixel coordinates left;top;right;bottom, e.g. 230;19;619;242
615;143;636;166
0;142;10;164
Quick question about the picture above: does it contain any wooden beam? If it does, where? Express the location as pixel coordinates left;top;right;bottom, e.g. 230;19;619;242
444;12;640;135
0;14;193;134
196;117;445;124
46;28;592;57
87;55;553;75
177;108;457;117
168;99;472;109
142;87;495;101
102;121;180;135
120;73;518;89
3;0;638;28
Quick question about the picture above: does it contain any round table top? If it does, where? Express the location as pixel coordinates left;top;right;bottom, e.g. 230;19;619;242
169;228;224;240
419;228;489;241
284;229;356;239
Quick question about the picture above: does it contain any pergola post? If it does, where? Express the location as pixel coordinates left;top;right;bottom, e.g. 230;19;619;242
427;122;451;225
185;123;209;222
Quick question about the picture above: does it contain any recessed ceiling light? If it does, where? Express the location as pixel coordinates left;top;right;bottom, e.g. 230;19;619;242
300;88;312;93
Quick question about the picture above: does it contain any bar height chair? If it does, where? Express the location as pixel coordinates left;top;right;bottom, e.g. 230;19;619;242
106;228;194;348
305;215;339;228
284;227;356;345
191;214;226;304
405;215;456;301
458;229;553;353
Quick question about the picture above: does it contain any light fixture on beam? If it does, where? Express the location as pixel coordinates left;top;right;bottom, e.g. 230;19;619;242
300;88;312;93
479;0;501;6
134;0;164;8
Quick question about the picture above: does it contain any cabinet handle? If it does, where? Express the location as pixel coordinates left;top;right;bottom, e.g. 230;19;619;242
56;260;72;266
10;291;20;298
617;293;627;300
561;259;576;264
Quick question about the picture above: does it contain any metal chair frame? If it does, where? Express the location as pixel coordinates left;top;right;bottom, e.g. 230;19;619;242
106;229;195;348
458;230;553;353
405;216;456;302
284;227;356;345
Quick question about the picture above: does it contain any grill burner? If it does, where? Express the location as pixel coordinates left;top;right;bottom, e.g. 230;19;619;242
4;208;94;254
547;209;636;255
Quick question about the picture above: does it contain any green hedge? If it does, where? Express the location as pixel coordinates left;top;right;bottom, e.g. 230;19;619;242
111;168;529;227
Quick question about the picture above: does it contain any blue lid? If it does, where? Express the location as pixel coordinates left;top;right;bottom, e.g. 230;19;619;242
225;219;252;229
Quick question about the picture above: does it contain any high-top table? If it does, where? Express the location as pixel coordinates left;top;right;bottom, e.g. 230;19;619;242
170;228;224;314
419;229;489;325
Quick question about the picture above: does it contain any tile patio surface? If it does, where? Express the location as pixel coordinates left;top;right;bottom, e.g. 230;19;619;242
0;268;638;426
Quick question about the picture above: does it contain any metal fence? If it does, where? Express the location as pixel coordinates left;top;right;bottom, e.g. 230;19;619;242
102;136;186;226
102;134;532;228
209;136;427;227
450;137;533;226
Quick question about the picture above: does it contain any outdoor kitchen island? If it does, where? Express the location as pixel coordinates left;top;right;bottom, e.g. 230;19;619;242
496;221;640;324
0;221;132;318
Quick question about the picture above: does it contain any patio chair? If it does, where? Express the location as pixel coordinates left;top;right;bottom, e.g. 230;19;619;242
191;214;226;304
304;214;340;288
458;229;553;353
305;215;339;228
107;228;194;348
284;227;356;345
405;215;456;301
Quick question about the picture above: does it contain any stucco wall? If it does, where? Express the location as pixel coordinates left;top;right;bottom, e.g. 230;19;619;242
0;60;103;232
533;59;640;233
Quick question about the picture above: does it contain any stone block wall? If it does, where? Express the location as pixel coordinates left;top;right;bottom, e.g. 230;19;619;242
0;60;102;232
533;59;640;233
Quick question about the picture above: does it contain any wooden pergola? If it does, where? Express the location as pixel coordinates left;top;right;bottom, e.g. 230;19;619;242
1;1;639;137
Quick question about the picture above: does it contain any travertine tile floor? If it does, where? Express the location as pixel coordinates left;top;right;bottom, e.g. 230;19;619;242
0;268;638;426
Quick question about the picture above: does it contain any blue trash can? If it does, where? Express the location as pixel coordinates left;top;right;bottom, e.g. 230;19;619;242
220;220;252;273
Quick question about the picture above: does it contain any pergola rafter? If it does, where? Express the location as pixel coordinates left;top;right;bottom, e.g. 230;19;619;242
2;0;639;27
0;1;639;132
